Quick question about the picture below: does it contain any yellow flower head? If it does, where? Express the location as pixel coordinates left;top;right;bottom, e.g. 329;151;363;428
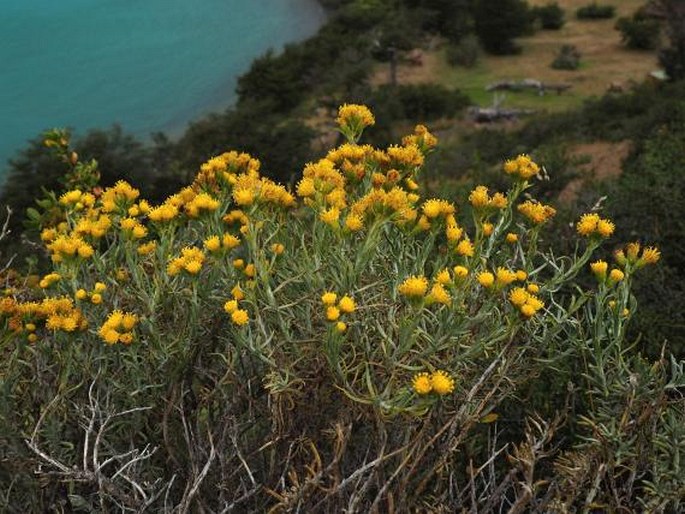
597;219;615;238
506;232;518;244
338;295;356;313
204;236;221;253
609;268;625;283
320;206;340;227
430;371;455;395
231;309;249;326
495;267;517;286
271;243;285;255
428;283;451;305
398;275;429;297
224;300;238;314
455;239;474;257
482;222;494;237
576;213;600;236
590;260;608;279
335;321;347;333
469;186;490;208
232;284;245;301
412;373;432;395
326;306;341;321
345;214;364;232
337;104;375;133
453;265;469;279
509;287;529;307
526;283;540;294
477;272;495;288
435;269;451;286
639;246;661;266
321;291;337;305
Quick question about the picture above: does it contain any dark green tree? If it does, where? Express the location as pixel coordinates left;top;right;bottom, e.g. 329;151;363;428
474;0;531;54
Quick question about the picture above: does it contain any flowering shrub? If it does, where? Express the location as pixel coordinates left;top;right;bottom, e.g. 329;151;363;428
0;106;682;512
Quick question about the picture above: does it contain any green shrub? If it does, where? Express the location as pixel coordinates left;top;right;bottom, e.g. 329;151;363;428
474;0;531;55
576;2;616;20
576;2;616;19
533;2;566;30
616;10;661;50
1;106;681;512
446;34;481;67
551;44;582;70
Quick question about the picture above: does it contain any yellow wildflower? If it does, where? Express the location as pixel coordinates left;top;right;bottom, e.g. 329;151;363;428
477;272;495;288
398;275;429;297
338;296;356;314
326;306;340;321
412;373;432;395
224;300;238;314
430;371;455;395
231;309;249;326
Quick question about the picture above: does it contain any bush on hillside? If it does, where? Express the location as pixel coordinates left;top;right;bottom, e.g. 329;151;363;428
576;2;616;20
446;34;481;68
533;2;566;30
552;44;582;70
1;106;681;512
474;0;532;55
616;9;661;50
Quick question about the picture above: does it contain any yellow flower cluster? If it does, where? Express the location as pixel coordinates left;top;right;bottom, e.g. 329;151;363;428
9;296;88;333
98;310;138;345
184;192;220;217
508;287;545;318
337;103;375;136
39;272;61;289
503;154;540;180
297;159;347;207
74;213;112;239
614;242;661;269
194;150;261;191
468;185;508;211
148;201;179;223
167;246;205;276
326;143;375;182
47;234;95;262
75;282;107;304
100;181;140;213
321;291;356;332
350;187;419;226
401;124;438;153
120;217;148;239
232;173;295;209
59;189;95;210
398;275;429;298
137;240;157;256
224;285;249;326
576;213;615;238
517;200;557;225
477;267;521;289
386;143;424;170
412;370;455;395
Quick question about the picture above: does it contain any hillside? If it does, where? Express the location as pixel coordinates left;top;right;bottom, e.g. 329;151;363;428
371;0;657;111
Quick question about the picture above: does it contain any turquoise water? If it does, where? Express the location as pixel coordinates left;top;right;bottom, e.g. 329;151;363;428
0;0;325;176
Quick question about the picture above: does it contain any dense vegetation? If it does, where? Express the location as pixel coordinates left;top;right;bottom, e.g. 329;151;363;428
1;3;685;508
1;107;681;512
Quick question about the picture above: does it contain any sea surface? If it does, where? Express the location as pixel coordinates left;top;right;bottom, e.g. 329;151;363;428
0;0;325;179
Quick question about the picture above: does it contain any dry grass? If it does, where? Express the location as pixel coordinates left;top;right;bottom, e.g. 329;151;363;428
371;0;658;112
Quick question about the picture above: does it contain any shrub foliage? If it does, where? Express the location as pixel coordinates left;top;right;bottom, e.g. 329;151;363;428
0;107;682;512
